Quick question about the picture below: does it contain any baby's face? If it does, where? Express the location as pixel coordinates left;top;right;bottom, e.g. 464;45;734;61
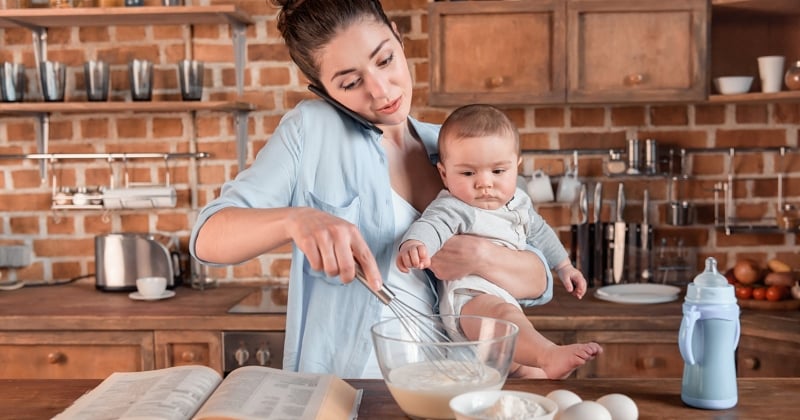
437;134;520;210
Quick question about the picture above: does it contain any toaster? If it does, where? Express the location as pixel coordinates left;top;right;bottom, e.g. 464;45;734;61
95;233;183;292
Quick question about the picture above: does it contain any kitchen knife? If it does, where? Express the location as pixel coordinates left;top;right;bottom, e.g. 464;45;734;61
576;184;590;278
641;189;654;282
592;182;604;286
613;183;626;284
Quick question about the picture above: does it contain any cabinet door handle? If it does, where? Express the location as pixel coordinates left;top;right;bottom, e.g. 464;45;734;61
47;351;65;364
743;356;760;370
180;351;197;363
625;73;645;86
486;76;505;88
636;356;663;369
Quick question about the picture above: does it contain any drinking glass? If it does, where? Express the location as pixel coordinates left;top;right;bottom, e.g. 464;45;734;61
178;59;204;101
39;61;66;102
128;59;153;101
0;62;25;103
84;60;109;101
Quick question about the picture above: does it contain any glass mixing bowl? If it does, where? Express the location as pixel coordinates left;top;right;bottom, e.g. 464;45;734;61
371;314;519;420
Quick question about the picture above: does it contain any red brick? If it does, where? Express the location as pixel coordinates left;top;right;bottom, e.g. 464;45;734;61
571;107;605;127
533;107;565;127
611;106;645;126
735;104;768;124
650;105;689;126
715;129;786;148
695;104;726;125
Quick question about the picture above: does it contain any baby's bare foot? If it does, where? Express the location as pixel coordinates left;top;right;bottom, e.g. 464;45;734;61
541;342;603;379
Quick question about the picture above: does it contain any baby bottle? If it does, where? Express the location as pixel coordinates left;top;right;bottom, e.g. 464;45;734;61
678;257;740;409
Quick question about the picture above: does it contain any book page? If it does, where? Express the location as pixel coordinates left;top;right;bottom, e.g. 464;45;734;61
194;366;361;420
53;365;222;420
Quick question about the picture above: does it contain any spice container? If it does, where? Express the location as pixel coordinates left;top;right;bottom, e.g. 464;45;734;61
779;204;799;232
604;150;627;176
785;60;800;91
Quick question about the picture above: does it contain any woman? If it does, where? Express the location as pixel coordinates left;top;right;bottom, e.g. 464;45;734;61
190;0;552;378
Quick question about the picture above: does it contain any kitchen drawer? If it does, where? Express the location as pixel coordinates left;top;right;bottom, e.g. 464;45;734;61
575;330;683;378
0;331;154;379
737;335;800;378
154;330;222;374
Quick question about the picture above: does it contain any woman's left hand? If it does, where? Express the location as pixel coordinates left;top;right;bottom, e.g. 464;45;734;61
429;235;548;299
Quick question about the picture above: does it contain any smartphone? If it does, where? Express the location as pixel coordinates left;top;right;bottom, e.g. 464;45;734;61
308;85;383;135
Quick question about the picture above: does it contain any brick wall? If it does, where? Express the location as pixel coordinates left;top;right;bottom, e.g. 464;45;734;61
0;0;798;286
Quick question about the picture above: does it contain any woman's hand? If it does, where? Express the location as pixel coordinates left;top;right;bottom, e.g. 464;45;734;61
429;234;547;299
285;207;382;290
195;206;382;291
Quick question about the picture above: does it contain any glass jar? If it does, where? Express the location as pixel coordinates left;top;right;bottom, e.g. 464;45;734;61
784;60;800;91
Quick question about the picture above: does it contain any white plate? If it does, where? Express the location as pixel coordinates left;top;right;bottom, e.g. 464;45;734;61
128;290;176;301
594;283;680;304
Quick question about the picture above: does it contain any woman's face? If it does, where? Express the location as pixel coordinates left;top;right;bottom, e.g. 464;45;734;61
317;19;412;128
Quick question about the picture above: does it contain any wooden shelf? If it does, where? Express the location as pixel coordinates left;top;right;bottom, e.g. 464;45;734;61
0;101;255;116
708;90;800;103
712;0;800;14
0;5;252;29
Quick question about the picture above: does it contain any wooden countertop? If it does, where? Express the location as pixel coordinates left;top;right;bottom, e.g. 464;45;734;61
1;281;798;344
3;377;797;420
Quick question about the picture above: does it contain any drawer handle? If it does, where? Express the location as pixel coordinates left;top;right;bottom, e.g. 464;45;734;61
47;352;65;364
636;356;663;369
743;357;760;370
624;73;645;86
486;76;505;88
180;351;197;363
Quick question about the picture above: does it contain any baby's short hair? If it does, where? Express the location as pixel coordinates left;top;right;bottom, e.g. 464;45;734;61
438;104;520;162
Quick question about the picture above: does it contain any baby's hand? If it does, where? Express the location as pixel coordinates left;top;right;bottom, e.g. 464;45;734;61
556;264;587;299
396;240;431;273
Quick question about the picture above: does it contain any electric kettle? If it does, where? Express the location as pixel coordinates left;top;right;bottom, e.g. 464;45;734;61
678;257;740;409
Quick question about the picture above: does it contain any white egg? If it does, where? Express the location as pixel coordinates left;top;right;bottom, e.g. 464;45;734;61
596;393;639;420
556;400;612;420
546;389;582;413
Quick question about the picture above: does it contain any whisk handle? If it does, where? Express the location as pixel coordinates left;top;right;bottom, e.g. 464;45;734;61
355;264;395;305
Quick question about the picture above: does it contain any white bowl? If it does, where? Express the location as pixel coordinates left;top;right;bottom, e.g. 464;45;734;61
714;76;753;95
371;315;519;420
450;390;558;420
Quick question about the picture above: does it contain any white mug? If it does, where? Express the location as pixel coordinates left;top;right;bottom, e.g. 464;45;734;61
556;167;580;203
527;169;554;203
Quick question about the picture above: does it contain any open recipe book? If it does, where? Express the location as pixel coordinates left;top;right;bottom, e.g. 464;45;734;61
53;365;362;420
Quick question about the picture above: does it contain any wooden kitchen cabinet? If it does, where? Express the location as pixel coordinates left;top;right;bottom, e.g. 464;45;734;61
567;0;708;104
154;330;222;374
0;331;154;380
737;334;800;377
574;330;684;378
428;0;566;106
428;0;708;106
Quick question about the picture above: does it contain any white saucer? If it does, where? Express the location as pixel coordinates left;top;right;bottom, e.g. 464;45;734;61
594;283;680;304
128;290;176;301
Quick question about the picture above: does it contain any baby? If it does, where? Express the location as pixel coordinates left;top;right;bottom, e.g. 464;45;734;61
396;104;602;379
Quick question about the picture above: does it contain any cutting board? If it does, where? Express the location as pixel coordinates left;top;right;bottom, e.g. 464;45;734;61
738;298;800;310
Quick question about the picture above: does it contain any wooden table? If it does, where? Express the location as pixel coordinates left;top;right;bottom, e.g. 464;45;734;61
2;377;795;419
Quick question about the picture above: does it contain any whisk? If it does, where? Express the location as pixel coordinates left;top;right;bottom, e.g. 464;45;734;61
354;264;484;381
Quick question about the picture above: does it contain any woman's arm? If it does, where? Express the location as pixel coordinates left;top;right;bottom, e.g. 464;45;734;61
428;235;547;299
194;206;382;290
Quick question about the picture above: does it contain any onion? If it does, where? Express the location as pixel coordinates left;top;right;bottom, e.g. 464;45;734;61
733;259;762;285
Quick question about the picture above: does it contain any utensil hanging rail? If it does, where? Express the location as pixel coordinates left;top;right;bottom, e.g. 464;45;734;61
0;152;210;161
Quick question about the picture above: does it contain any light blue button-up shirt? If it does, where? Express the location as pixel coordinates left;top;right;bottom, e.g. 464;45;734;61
190;99;553;378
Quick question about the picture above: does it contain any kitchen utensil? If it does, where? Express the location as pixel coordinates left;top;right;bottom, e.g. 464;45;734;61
40;61;66;102
679;257;740;410
612;183;626;284
178;59;204;101
641;189;654;282
0;62;25;102
135;276;167;298
372;314;517;419
102;186;177;209
354;265;483;382
94;233;182;291
626;139;641;175
668;200;693;226
714;76;753;95
571;184;591;279
592;182;604;286
594;283;680;304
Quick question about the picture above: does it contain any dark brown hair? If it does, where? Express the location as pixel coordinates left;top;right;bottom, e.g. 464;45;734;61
270;0;397;89
438;104;520;161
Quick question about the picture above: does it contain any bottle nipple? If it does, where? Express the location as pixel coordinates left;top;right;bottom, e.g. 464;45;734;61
693;257;728;287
